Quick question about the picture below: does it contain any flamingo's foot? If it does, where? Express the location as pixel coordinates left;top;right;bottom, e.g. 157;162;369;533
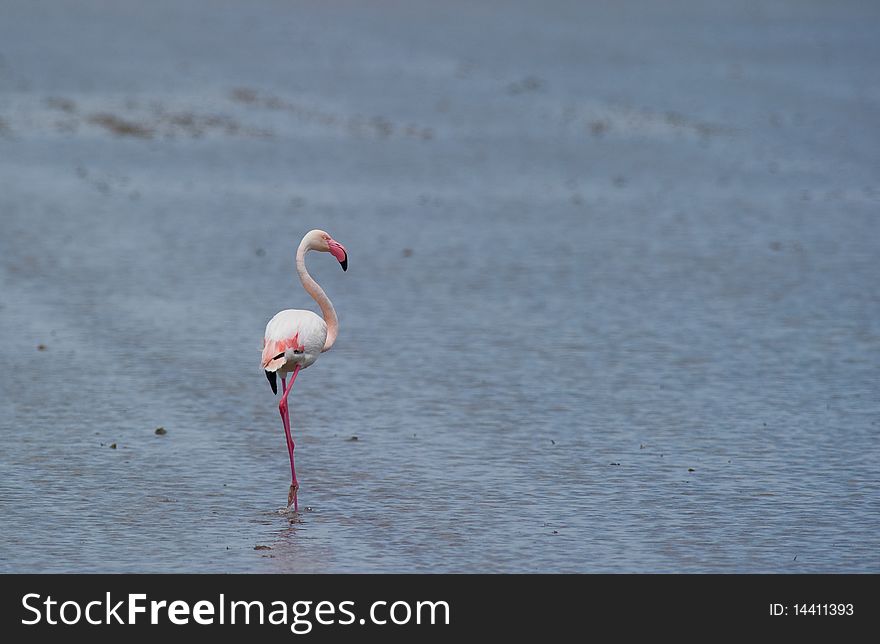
287;482;299;512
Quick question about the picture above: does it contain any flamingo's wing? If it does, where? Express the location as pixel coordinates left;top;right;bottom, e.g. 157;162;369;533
261;333;302;372
261;310;327;392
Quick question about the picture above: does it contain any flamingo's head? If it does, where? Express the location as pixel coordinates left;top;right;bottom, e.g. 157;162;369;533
307;229;348;271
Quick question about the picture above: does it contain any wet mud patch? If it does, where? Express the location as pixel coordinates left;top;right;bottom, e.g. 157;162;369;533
88;113;154;138
152;108;273;139
1;94;276;141
86;108;272;140
559;102;735;142
229;86;434;140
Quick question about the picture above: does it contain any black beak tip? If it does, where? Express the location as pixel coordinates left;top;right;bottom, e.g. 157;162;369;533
340;255;348;272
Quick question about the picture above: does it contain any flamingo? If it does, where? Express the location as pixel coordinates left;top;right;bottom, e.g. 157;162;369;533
261;229;348;512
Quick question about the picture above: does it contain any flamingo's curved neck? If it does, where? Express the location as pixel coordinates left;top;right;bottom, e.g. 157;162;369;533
297;239;338;352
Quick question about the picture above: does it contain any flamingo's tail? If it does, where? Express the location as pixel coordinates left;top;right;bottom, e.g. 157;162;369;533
265;369;277;395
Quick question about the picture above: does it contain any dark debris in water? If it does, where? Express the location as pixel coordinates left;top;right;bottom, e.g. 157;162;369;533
610;462;620;466
230;87;258;104
254;545;271;551
45;96;77;113
154;426;167;435
589;120;609;136
37;344;46;351
346;436;359;442
109;443;117;449
507;76;545;95
688;468;695;472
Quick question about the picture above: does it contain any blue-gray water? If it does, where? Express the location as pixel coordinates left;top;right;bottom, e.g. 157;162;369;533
1;0;878;572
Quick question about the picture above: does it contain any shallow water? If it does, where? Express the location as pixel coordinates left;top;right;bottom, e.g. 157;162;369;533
1;0;878;572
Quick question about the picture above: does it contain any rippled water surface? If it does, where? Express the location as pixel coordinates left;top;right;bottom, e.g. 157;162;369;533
1;0;878;572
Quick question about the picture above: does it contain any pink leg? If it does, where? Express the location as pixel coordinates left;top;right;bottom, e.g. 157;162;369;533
280;375;294;464
278;365;301;511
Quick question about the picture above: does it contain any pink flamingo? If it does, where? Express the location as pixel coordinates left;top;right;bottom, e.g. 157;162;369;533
261;229;348;512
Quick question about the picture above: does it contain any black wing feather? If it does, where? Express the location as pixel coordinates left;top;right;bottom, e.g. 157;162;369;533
265;369;277;395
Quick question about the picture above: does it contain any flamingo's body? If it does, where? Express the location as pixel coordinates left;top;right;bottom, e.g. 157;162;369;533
261;229;348;511
261;309;326;375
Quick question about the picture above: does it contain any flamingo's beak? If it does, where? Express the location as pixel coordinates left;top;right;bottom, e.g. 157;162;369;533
328;239;348;271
